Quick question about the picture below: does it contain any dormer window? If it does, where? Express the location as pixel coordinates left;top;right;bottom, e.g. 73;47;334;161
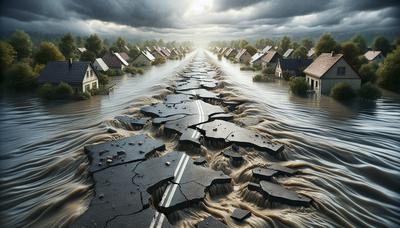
337;67;346;76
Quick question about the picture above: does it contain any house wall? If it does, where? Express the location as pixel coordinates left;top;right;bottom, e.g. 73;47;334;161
133;54;151;66
240;52;251;63
82;65;99;93
306;58;361;94
275;63;282;78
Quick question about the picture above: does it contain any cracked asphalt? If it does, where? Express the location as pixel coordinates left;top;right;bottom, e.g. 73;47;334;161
71;51;311;228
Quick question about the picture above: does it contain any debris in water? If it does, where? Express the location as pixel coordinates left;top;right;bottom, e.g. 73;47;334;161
231;208;251;221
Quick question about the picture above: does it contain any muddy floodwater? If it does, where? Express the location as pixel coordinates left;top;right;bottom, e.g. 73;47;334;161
1;50;399;227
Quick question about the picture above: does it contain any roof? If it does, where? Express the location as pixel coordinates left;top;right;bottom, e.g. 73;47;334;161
261;51;280;63
250;52;266;64
278;58;313;73
283;49;294;58
152;48;166;58
160;48;170;57
119;52;130;61
235;49;247;59
77;47;87;53
38;61;94;85
225;48;234;56
261;45;272;53
364;51;382;61
123;45;130;52
103;52;129;68
303;53;343;78
93;58;109;71
307;48;315;57
142;50;155;61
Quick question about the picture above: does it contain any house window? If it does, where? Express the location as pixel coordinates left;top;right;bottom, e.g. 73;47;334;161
92;82;97;89
337;67;346;75
85;84;90;92
316;81;318;88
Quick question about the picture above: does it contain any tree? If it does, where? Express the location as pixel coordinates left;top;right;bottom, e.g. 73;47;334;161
239;40;249;49
0;41;16;70
301;38;314;50
279;36;291;53
4;63;37;90
289;77;309;96
244;44;257;56
112;37;127;52
293;46;308;59
35;42;65;65
9;30;33;60
373;36;391;56
341;42;361;69
351;34;367;54
59;33;76;59
291;42;300;50
128;48;140;60
80;51;96;62
85;34;103;57
377;46;400;92
315;33;341;56
359;62;378;84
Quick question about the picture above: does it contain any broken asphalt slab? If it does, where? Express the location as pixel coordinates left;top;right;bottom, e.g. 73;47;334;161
196;216;227;228
115;116;150;130
197;120;284;154
84;134;165;172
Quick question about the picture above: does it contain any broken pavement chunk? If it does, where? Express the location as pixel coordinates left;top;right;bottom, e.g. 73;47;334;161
179;128;202;146
231;208;251;221
268;164;297;176
84;134;165;172
252;168;278;181
259;181;311;206
115;115;150;130
196;216;227;228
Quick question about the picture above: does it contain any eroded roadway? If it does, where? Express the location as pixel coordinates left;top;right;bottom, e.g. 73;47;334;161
72;51;311;228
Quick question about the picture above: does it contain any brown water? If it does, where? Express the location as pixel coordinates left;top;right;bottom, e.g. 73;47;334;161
1;50;399;227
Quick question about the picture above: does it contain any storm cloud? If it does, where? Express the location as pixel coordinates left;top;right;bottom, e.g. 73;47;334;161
0;0;399;43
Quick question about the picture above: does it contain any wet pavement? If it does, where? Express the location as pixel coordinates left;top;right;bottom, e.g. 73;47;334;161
72;52;310;227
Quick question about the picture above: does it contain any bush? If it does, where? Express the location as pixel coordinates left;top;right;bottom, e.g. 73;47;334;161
253;64;262;71
240;66;255;71
4;63;37;90
77;91;91;100
125;66;144;75
98;73;111;85
358;83;382;100
252;74;271;82
289;77;309;96
55;82;74;98
262;67;275;75
330;82;356;101
38;83;55;99
152;57;166;65
359;62;378;84
377;46;400;93
105;69;124;76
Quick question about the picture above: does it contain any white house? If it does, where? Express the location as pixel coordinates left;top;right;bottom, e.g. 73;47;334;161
304;53;361;94
364;51;384;63
93;58;109;72
38;59;99;93
132;50;155;66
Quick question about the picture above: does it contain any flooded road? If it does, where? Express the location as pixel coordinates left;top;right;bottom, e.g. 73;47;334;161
1;49;400;227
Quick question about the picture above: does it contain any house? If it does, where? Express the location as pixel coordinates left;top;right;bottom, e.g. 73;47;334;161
225;48;238;59
283;48;294;58
102;52;129;70
219;47;229;56
38;59;99;93
93;58;109;72
304;52;361;94
169;49;180;58
132;50;155;66
151;48;166;59
275;58;312;78
235;49;252;63
261;45;272;53
224;48;233;57
307;48;315;58
119;52;130;62
364;51;384;63
160;48;171;58
250;52;266;66
261;51;281;69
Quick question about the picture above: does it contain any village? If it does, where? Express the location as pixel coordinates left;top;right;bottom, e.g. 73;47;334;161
210;34;399;101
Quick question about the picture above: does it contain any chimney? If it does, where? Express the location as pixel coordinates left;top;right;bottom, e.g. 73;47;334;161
331;51;334;57
69;58;73;68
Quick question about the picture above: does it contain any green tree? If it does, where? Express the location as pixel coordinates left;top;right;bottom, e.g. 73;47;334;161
80;51;96;62
330;82;356;101
85;34;103;57
244;44;257;56
59;33;76;59
9;30;33;60
341;42;361;69
315;33;341;56
289;77;309;96
301;38;314;50
112;37;127;52
373;36;391;56
0;41;16;70
377;46;400;92
293;46;308;59
279;36;291;53
291;42;300;50
351;34;367;54
239;40;249;49
359;62;378;84
35;42;65;65
358;83;382;100
4;63;37;90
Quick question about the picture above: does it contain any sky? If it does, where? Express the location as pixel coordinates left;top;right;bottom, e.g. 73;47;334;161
0;0;399;45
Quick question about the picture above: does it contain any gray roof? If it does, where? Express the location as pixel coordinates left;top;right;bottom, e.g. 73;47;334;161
278;58;313;75
304;53;343;78
93;58;109;71
364;51;382;61
38;61;94;85
283;49;294;58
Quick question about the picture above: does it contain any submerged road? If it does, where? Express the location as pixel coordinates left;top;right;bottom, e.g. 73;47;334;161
71;51;309;228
